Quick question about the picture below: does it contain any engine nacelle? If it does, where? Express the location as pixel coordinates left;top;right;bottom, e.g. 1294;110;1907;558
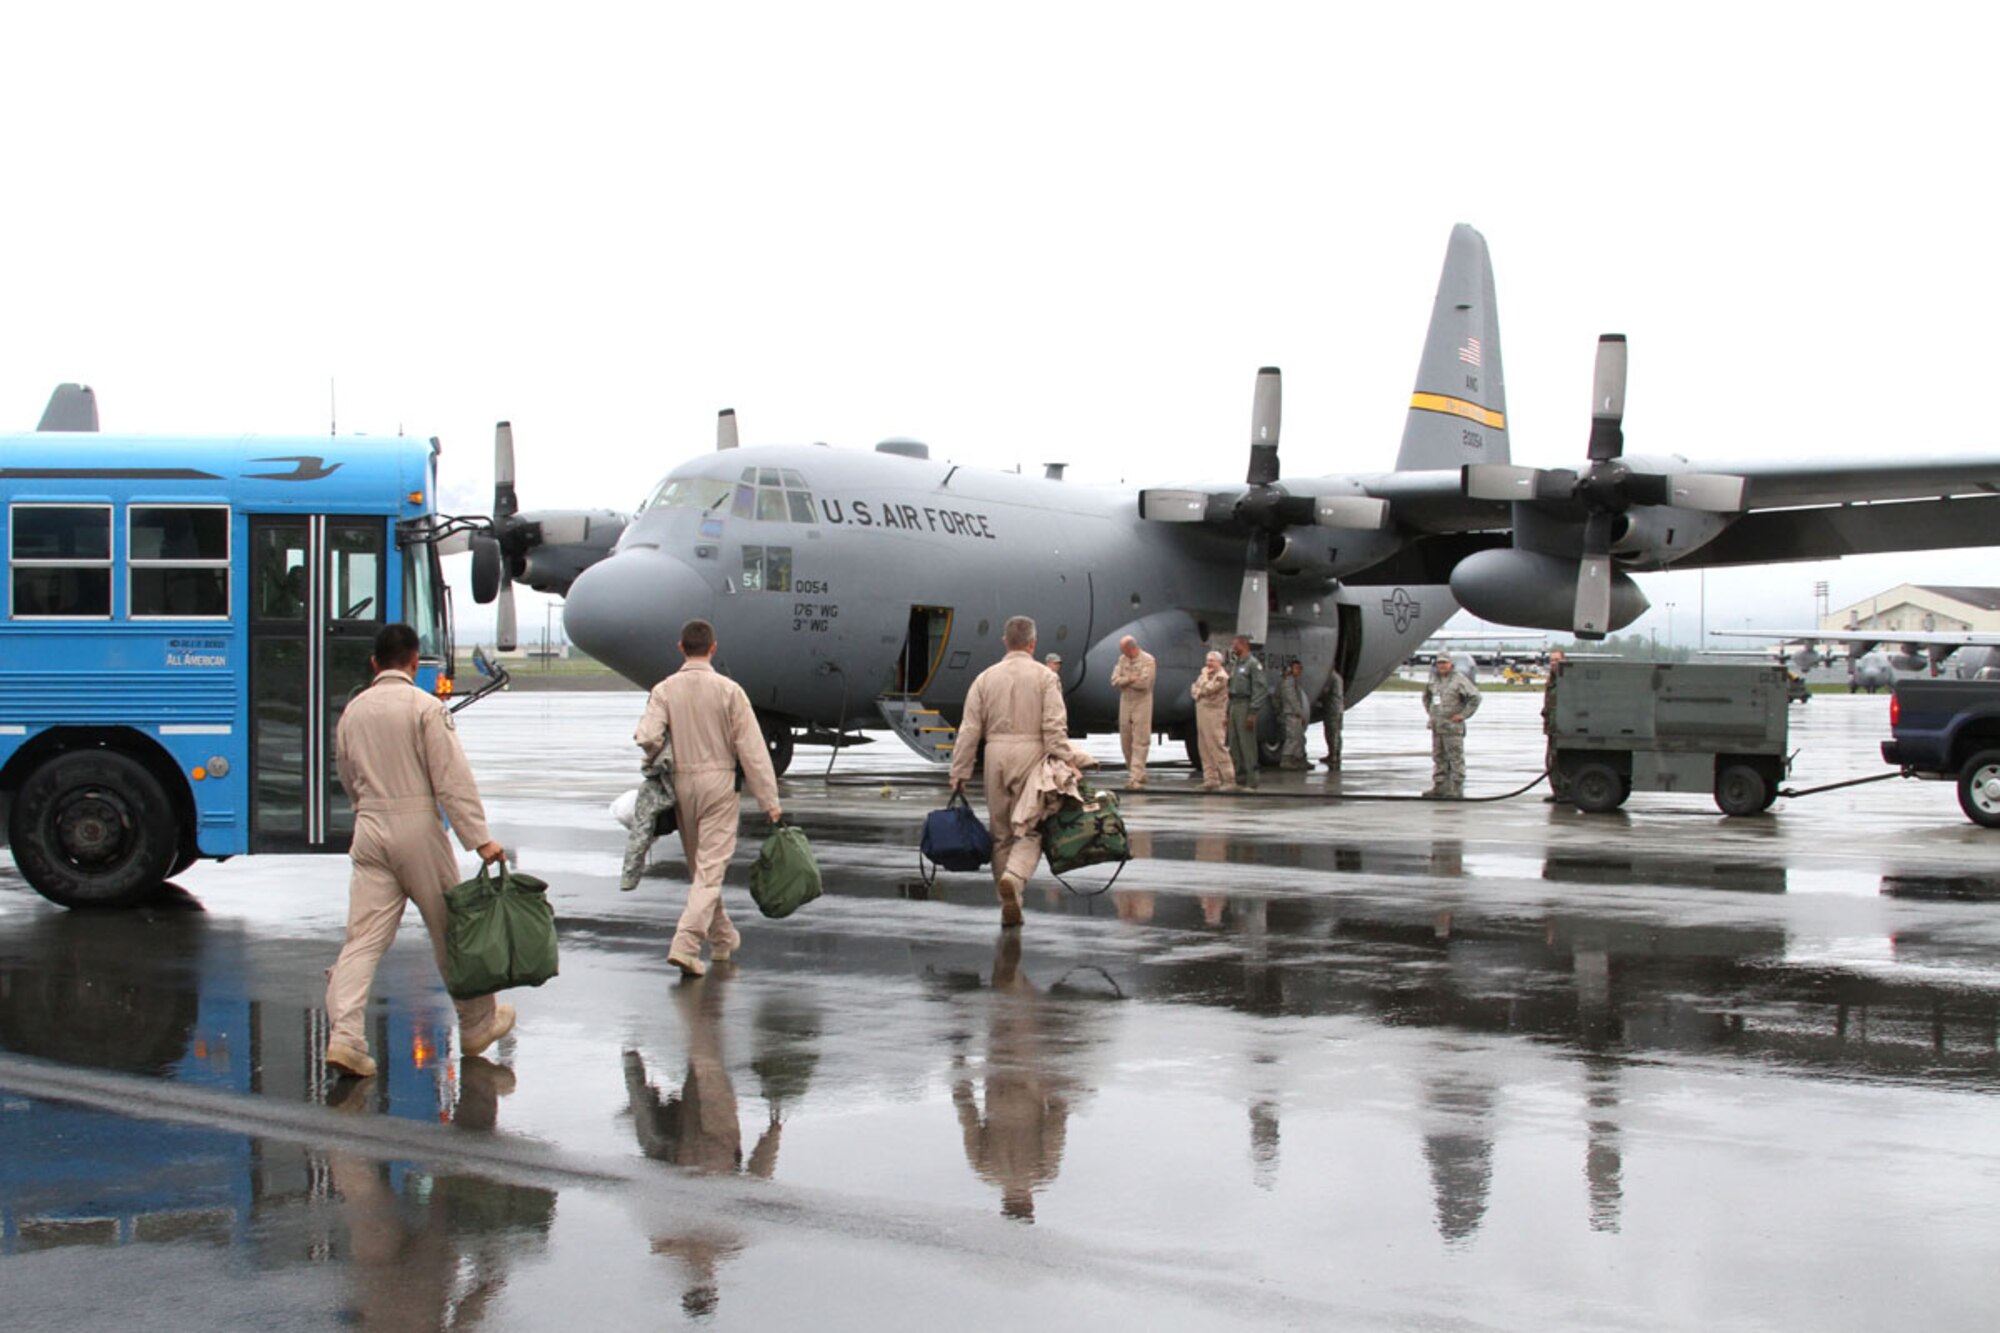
1449;548;1649;633
1609;506;1729;567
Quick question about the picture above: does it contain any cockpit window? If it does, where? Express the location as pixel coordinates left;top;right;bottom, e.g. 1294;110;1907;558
642;477;733;513
729;465;817;525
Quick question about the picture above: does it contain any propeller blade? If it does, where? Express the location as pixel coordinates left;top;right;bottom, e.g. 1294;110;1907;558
1236;569;1269;646
717;408;739;451
1246;366;1282;487
1463;463;1545;502
1236;533;1270;645
495;421;519;521
1312;495;1391;529
1666;471;1747;512
1586;334;1626;462
496;583;518;652
1138;489;1213;522
1574;553;1613;638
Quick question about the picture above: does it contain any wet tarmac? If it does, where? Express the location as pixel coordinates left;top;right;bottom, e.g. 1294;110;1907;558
4;690;1999;1330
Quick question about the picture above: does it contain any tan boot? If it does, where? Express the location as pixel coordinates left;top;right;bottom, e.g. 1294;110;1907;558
997;873;1025;928
668;951;708;978
462;1003;516;1057
326;1040;377;1079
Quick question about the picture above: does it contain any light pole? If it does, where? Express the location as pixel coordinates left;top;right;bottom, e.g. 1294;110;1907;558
1666;602;1676;653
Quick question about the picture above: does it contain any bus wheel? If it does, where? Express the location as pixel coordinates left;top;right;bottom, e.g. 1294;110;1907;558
8;751;180;908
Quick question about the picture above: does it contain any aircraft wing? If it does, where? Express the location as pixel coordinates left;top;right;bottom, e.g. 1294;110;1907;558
1714;627;2000;649
1717;455;2000;509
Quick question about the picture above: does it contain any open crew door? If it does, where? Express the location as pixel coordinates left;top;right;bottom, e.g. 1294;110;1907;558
247;515;385;851
876;605;958;763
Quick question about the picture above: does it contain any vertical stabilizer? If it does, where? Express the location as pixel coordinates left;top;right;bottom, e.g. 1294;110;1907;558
37;383;99;431
1395;225;1507;470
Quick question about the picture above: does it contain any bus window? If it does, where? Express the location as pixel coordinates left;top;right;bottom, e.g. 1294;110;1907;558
329;527;380;621
129;506;230;619
9;504;111;618
253;527;309;621
402;538;444;658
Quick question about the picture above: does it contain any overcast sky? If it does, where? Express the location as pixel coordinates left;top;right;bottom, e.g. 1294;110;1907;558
5;2;1993;648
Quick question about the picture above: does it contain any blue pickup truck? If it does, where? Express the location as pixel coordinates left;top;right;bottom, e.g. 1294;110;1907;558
1880;679;2000;826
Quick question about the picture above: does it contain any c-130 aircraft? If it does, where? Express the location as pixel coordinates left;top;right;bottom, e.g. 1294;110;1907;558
458;225;2000;773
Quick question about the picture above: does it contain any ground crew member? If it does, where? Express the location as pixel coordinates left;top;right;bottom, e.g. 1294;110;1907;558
1191;651;1234;790
1109;634;1156;789
1044;653;1062;673
1278;661;1310;770
324;623;510;1079
634;619;783;978
1319;666;1345;770
1542;650;1568;803
951;615;1070;927
1226;635;1269;790
1422;654;1482;799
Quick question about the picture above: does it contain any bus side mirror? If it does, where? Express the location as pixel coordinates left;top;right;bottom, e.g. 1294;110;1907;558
473;644;496;679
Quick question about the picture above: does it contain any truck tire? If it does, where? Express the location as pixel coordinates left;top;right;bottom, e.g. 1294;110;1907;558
1715;763;1769;817
1956;749;2000;827
1570;762;1627;813
8;750;180;909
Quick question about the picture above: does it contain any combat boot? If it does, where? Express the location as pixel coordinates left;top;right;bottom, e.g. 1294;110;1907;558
668;951;708;978
462;1003;516;1057
325;1040;377;1079
997;873;1025;928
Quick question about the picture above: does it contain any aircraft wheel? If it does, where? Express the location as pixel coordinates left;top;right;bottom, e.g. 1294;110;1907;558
1569;762;1626;814
1715;763;1769;817
1955;749;2000;828
8;750;180;909
760;716;796;778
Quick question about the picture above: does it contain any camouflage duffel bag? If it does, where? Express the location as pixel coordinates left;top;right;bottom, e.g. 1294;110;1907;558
1040;780;1131;894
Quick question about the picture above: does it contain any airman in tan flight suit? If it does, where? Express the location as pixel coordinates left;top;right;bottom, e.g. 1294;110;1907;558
635;619;783;978
1190;650;1235;790
1109;635;1156;789
324;623;508;1080
950;615;1070;928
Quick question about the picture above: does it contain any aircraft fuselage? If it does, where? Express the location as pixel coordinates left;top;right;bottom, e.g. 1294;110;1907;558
562;444;1453;736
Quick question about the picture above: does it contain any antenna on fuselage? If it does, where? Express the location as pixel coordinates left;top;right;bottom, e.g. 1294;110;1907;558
717;409;739;450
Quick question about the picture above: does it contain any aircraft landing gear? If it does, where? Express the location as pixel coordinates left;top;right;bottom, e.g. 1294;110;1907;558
759;713;796;777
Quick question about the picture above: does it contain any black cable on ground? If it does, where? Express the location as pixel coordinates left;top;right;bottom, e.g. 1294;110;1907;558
1776;770;1907;799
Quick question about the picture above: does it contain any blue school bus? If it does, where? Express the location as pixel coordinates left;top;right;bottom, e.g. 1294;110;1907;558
0;433;490;907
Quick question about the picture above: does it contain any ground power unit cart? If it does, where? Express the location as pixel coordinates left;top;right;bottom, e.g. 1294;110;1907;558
1550;661;1790;816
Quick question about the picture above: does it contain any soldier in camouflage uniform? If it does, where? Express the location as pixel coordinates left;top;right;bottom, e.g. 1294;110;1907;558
1277;661;1310;770
1226;636;1269;791
620;751;675;891
1421;655;1481;799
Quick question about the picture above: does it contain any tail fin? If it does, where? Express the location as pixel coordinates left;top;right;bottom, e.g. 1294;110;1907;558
1395;224;1507;470
38;383;99;432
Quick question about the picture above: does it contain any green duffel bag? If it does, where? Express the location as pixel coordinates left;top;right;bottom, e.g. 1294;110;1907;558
750;823;822;919
445;859;560;1000
1041;780;1131;893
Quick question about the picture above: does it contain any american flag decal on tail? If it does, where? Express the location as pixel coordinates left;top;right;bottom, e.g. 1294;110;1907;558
1458;337;1482;368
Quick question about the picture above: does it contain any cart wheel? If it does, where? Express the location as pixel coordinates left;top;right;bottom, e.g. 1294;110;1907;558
1715;763;1769;817
1956;749;2000;828
1570;762;1626;814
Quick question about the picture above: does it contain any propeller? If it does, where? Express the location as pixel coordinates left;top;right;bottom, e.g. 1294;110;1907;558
1462;334;1747;637
1138;367;1388;644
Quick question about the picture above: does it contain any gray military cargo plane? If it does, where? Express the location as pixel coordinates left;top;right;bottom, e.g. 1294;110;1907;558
451;224;2000;772
1719;628;2000;690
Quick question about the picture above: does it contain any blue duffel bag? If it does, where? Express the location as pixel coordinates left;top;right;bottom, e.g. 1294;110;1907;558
921;791;993;885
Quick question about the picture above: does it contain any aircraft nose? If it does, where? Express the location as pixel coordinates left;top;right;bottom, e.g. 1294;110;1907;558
563;549;714;687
